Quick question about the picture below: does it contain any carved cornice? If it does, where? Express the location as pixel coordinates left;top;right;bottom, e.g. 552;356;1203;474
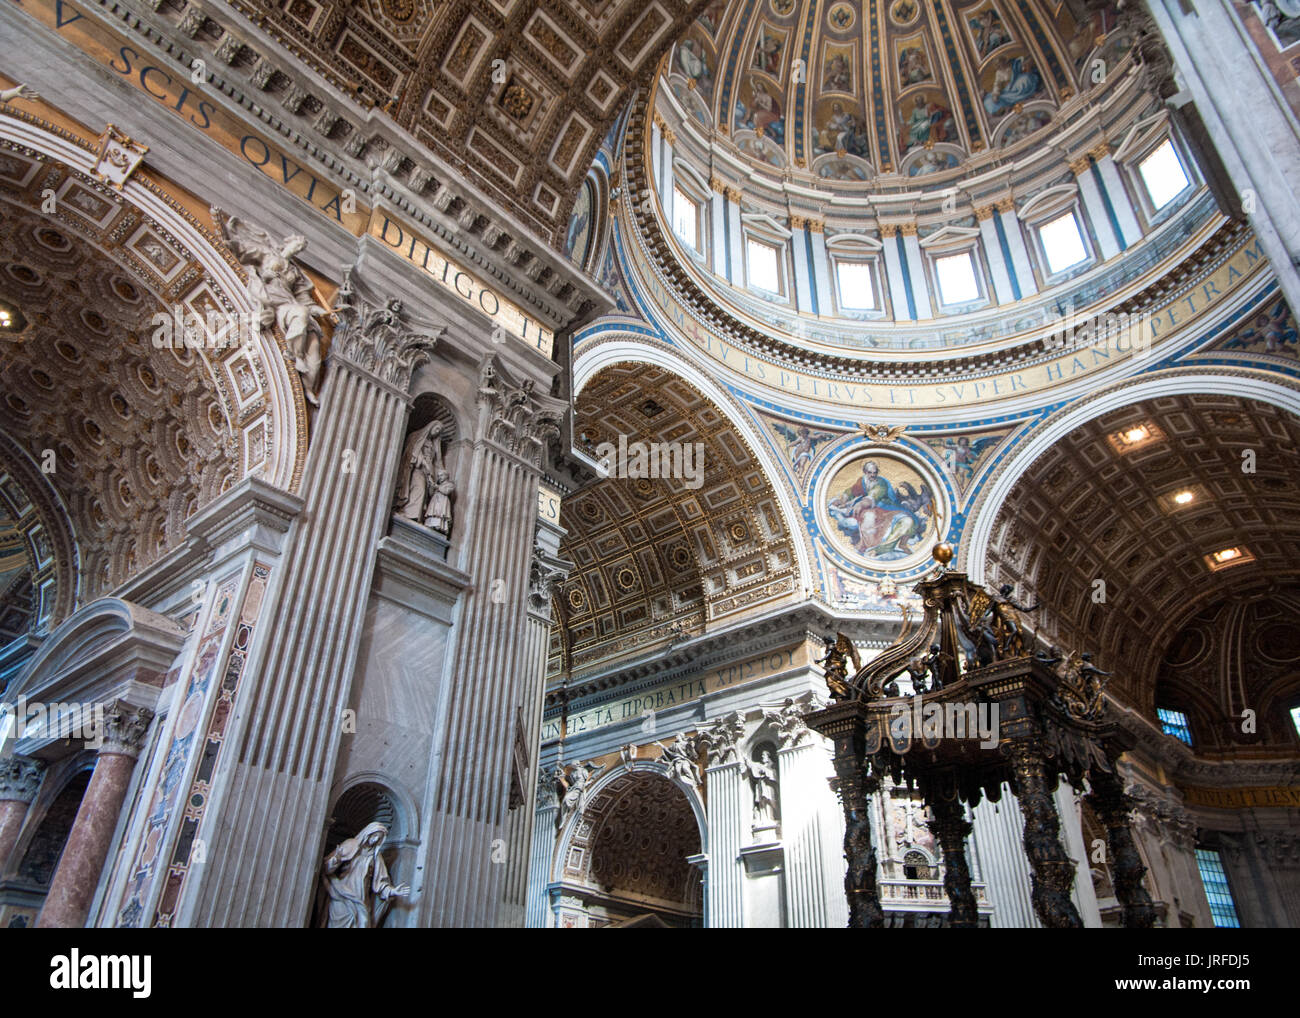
330;268;442;395
0;756;46;803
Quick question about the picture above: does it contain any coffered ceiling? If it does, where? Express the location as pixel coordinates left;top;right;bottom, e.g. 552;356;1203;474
985;392;1300;712
0;174;246;599
226;0;718;241
549;361;797;679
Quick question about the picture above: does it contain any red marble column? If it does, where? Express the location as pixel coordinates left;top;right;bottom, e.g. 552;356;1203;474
0;757;46;872
36;703;152;928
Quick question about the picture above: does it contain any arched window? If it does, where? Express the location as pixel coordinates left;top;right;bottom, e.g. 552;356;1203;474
1157;706;1193;747
902;850;933;880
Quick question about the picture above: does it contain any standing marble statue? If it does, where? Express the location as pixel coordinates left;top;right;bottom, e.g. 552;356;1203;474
426;470;455;535
211;206;327;404
319;822;410;928
394;421;456;536
744;749;779;828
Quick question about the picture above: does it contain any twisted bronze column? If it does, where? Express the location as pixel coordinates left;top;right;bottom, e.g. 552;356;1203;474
1087;766;1157;928
927;793;978;928
828;723;884;928
1008;738;1082;927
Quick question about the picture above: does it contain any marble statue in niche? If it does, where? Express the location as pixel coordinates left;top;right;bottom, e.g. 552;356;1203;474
394;420;455;536
318;822;410;928
744;747;779;833
212;207;327;404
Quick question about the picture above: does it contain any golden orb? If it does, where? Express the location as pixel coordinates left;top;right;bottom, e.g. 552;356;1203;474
932;542;954;566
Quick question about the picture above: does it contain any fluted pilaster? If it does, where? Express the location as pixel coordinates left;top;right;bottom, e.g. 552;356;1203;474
706;760;744;927
420;357;564;927
188;275;437;927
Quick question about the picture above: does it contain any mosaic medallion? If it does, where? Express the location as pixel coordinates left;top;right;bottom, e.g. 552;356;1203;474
819;450;943;570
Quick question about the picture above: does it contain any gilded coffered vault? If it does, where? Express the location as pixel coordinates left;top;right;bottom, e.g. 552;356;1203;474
551;361;798;678
221;0;720;240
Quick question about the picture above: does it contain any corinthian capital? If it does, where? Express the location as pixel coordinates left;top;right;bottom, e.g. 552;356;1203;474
0;756;46;803
100;701;155;758
331;268;443;392
476;356;565;466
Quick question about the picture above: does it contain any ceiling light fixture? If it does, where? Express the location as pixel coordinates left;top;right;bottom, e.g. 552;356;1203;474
1173;490;1194;505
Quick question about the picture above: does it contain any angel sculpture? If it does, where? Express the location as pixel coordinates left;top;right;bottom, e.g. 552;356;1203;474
771;422;836;474
817;632;861;701
1055;650;1111;721
0;84;39;103
558;761;599;827
212;206;327;404
655;733;701;791
859;422;908;444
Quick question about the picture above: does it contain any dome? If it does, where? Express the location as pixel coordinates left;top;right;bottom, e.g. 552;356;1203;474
665;0;1134;182
612;0;1242;412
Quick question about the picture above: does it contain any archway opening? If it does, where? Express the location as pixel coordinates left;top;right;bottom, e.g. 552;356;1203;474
559;771;703;928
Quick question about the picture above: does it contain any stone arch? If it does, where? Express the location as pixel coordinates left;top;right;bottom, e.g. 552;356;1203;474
561;349;808;674
960;370;1300;711
961;370;1300;582
0;430;78;637
552;761;705;927
0;751;96;926
0;115;307;597
574;337;812;595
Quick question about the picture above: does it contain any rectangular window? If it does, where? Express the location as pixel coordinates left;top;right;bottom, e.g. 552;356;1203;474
747;237;781;293
1195;849;1241;928
835;260;876;310
1157;706;1193;746
1139;138;1191;211
935;251;980;305
1291;704;1300;740
1039;210;1088;274
672;186;698;250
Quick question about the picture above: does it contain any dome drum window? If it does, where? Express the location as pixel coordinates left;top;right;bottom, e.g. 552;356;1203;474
1112;118;1199;228
1017;184;1096;283
742;215;794;300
